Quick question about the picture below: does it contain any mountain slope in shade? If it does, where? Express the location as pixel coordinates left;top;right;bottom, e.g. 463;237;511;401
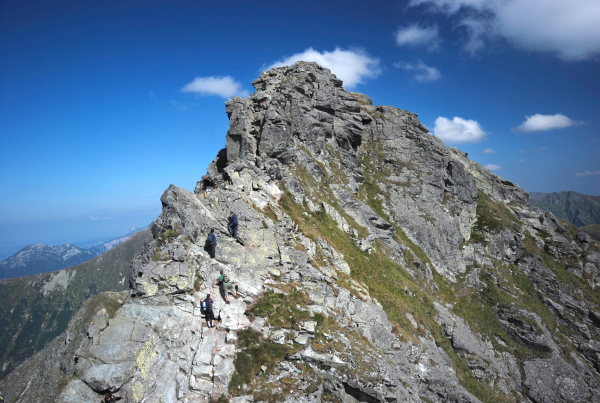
528;191;600;227
581;224;600;241
0;229;150;379
0;225;149;280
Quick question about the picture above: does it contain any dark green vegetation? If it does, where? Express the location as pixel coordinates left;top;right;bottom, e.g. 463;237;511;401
0;290;128;403
529;191;600;227
581;224;600;241
0;230;149;380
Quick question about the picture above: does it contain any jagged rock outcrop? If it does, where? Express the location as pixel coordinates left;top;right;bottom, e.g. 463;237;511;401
3;62;600;403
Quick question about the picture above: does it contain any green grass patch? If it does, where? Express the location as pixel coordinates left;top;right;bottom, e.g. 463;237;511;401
248;289;312;330
229;329;300;395
474;191;520;235
160;228;179;240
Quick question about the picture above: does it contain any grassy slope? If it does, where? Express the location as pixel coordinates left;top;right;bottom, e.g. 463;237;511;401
0;230;148;379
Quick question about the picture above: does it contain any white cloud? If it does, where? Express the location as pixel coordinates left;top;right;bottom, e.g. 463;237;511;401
181;76;249;98
514;113;580;132
575;170;600;177
432;116;488;143
267;47;381;89
394;61;441;82
518;159;527;163
485;164;502;171
409;0;600;60
395;24;441;51
483;148;495;154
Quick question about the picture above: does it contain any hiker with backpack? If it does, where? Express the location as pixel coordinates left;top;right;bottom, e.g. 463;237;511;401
206;229;217;259
228;211;238;238
202;294;216;328
203;175;214;198
102;392;125;402
215;269;238;304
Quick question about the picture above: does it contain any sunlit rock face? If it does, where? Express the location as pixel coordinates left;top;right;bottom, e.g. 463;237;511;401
3;62;600;403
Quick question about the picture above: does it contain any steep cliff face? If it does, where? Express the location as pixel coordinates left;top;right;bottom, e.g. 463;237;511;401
3;62;600;403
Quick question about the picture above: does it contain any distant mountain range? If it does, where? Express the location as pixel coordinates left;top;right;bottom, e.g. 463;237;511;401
0;229;150;380
0;225;148;279
528;191;600;241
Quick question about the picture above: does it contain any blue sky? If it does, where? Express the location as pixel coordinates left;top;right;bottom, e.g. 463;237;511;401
1;0;599;257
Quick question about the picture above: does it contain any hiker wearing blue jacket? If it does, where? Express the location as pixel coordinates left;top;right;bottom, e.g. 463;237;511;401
228;211;238;238
206;229;217;258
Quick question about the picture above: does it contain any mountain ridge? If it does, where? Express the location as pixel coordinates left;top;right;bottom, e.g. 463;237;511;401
528;191;600;227
0;225;149;279
2;62;599;403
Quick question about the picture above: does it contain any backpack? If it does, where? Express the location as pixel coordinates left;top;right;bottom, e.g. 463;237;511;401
202;299;208;310
223;275;230;283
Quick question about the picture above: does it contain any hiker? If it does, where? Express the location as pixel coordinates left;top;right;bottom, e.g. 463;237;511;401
215;269;238;304
203;175;214;198
206;229;217;259
102;392;125;402
202;294;215;328
228;211;238;238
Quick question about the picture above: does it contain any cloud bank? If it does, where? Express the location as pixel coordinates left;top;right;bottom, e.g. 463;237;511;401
514;113;580;132
182;76;249;98
433;116;488;143
575;171;600;177
395;24;441;51
267;47;381;89
394;61;441;82
409;0;600;60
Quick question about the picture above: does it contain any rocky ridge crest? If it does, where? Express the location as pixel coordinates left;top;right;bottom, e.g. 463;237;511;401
2;62;600;403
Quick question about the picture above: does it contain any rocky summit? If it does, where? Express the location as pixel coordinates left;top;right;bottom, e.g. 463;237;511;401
2;62;600;403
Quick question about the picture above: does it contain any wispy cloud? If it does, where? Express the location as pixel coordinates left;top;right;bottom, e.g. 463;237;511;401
432;116;488;143
575;170;600;177
395;24;441;51
518;159;527;163
519;146;548;153
267;47;381;89
485;164;501;171
89;217;113;221
483;148;495;154
169;100;187;111
514;113;581;132
394;60;441;82
182;76;249;98
408;0;600;60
